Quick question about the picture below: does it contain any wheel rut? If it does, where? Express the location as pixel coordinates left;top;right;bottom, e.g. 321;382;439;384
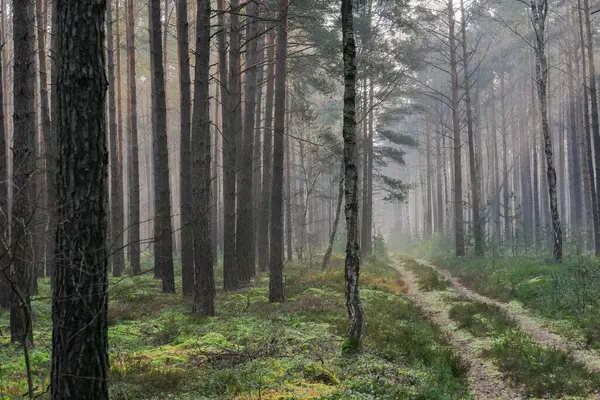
393;261;522;400
413;258;600;374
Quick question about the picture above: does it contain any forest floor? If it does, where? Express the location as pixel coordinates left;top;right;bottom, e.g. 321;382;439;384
3;253;600;399
0;255;472;400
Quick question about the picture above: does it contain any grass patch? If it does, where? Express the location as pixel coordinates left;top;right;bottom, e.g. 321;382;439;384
488;331;600;397
0;255;471;399
405;259;450;291
432;254;600;348
448;299;516;337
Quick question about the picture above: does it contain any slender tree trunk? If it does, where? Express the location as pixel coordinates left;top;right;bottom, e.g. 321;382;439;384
36;0;52;275
149;0;175;291
10;0;35;345
126;0;141;274
269;0;288;303
177;0;194;295
531;0;562;261
258;30;275;273
578;0;599;254
236;0;259;284
583;0;600;255
217;0;228;262
51;1;109;397
322;160;344;270
500;73;511;246
223;0;240;291
107;0;125;278
285;98;293;263
448;0;465;256
0;9;7;309
253;24;264;266
341;0;364;353
460;0;482;255
191;0;215;316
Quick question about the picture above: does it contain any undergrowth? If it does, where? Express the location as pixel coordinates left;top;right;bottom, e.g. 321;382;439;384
0;255;471;399
404;259;449;291
432;254;600;348
488;331;600;397
448;298;516;337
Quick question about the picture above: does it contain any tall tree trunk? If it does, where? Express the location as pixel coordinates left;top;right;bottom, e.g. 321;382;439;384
149;0;175;291
177;0;194;295
322;160;344;270
115;0;125;275
566;18;583;248
223;0;240;291
258;30;275;273
216;0;228;261
500;73;511;247
578;0;599;253
583;0;600;255
253;24;264;266
191;0;215;316
107;0;124;278
530;0;562;261
36;0;52;275
460;0;482;255
236;0;259;284
436;119;444;234
0;8;7;309
269;0;288;303
126;0;141;274
285;98;293;263
341;0;364;353
51;1;109;397
10;0;35;345
448;0;465;256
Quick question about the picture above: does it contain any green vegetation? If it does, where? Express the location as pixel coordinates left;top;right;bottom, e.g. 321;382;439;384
488;331;600;398
432;254;600;347
404;259;450;291
0;256;471;399
448;299;516;337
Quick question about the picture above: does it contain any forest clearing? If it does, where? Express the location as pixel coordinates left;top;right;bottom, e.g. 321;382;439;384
3;0;600;398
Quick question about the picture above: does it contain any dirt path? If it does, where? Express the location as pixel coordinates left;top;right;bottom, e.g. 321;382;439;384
413;258;600;374
393;261;522;400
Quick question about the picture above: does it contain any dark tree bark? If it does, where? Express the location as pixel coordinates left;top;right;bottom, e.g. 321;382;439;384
583;0;600;255
177;0;194;295
11;0;35;345
253;23;265;266
0;12;7;309
285;105;293;263
341;0;364;353
191;0;215;316
578;0;599;254
216;0;228;260
223;0;240;291
460;0;482;255
448;0;465;256
149;0;175;291
126;0;141;274
36;0;52;275
236;0;259;284
51;1;109;397
529;0;562;261
269;0;288;303
107;0;125;278
258;30;275;273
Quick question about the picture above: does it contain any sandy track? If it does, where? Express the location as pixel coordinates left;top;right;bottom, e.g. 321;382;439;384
414;258;600;374
393;261;522;400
